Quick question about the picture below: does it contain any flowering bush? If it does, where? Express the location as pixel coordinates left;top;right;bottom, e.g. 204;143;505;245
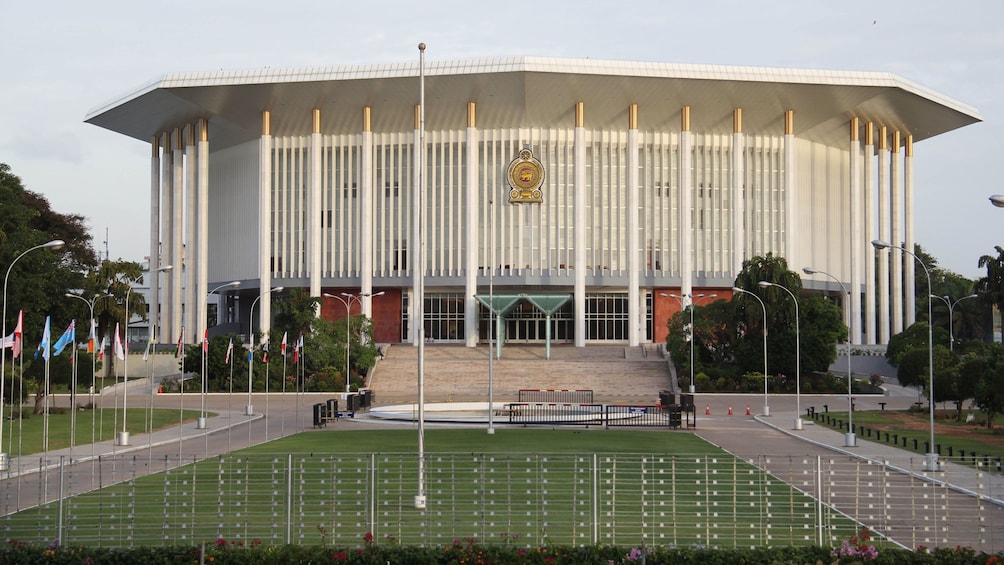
831;528;878;561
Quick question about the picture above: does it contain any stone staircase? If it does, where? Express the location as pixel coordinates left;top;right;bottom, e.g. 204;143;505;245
367;344;675;403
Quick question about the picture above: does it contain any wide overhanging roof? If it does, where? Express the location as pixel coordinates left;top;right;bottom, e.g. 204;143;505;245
86;56;982;151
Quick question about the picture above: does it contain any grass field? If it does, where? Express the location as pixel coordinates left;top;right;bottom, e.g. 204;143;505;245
1;428;864;549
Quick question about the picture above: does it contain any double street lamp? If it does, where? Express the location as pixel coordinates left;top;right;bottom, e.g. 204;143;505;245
802;267;856;447
324;292;384;393
64;291;113;451
732;287;769;417
662;292;716;393
0;239;65;470
930;294;977;351
758;281;802;430
247;286;284;416
197;281;240;429
873;239;939;472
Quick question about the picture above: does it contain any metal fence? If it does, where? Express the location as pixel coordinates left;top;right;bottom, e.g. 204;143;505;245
2;452;1000;551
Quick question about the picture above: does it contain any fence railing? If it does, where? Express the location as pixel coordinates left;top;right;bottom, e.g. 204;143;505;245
2;452;1000;551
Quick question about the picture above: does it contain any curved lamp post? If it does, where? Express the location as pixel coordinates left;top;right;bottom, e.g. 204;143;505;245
759;281;802;430
323;291;385;394
247;286;283;416
661;292;716;394
873;239;939;472
732;287;769;417
0;239;64;470
119;264;173;446
930;293;977;352
197;281;240;429
64;292;113;453
802;267;856;447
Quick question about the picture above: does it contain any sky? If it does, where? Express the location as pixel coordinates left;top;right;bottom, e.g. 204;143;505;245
1;1;1001;279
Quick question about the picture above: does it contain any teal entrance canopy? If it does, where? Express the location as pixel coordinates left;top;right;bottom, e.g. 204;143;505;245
474;293;572;359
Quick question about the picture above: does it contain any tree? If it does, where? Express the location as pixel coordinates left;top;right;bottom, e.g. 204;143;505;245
896;344;954;404
973;348;1004;430
885;322;950;367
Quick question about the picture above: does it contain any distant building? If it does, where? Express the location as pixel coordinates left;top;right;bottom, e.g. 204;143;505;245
86;56;981;348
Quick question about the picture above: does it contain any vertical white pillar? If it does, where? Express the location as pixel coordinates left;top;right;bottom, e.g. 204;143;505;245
890;131;903;335
160;132;174;344
783;110;797;268
149;136;162;342
877;127;890;344
464;103;480;347
196;120;210;336
258;111;273;336
171;128;184;345
573;102;586;347
411;105;422;345
309;109;322;311
360;107;375;317
731;109;745;279
184;126;197;342
848;118;862;344
679;106;693;301
627;104;640;346
863;124;876;345
904;136;916;326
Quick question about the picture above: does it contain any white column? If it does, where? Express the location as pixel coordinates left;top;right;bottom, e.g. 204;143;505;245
171;128;184;345
149;136;162;342
360;108;375;317
731;109;745;279
877;127;890;344
679;107;693;301
890;131;903;335
464;103;480;347
863;124;876;345
411;105;422;345
783;110;797;268
627;105;640;346
309;109;322;309
184;126;197;342
258;112;273;336
160;132;174;344
573;102;586;347
904;136;916;326
848;118;862;344
196;120;210;337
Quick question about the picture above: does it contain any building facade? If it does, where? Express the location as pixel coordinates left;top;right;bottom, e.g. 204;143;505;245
86;56;981;348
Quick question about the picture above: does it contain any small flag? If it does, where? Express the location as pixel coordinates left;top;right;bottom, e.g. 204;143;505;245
263;349;269;364
293;334;303;364
247;347;253;362
202;328;209;354
176;327;184;358
13;309;23;359
280;332;288;356
52;319;76;356
142;338;153;362
87;317;96;354
113;323;125;361
224;337;234;364
34;316;51;361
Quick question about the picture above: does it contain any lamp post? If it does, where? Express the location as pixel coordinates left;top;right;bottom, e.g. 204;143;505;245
324;292;384;394
732;287;769;417
802;267;856;447
119;264;172;446
247;286;283;416
759;281;802;430
197;281;240;429
64;292;113;453
661;292;716;394
0;239;64;470
873;239;939;471
930;293;977;351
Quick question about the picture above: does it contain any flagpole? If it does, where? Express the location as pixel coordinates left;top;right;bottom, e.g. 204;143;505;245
415;41;427;511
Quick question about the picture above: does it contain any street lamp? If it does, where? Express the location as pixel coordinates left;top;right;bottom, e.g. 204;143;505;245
197;281;240;429
0;239;64;470
247;286;283;416
930;294;977;351
661;292;716;393
119;264;172;446
873;239;939;472
759;281;802;430
802;267;856;447
732;287;769;417
324;291;385;394
64;292;113;452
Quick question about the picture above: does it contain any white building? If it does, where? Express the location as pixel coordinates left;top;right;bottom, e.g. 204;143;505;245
85;56;981;347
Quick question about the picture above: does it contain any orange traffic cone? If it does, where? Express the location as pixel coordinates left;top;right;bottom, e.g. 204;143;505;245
705;404;711;415
728;405;733;416
158;385;163;394
745;404;751;416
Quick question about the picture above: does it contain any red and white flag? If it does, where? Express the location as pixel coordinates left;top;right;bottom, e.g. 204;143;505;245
293;334;303;364
113;323;125;361
202;328;209;353
280;332;288;356
224;337;234;364
12;309;23;359
176;327;184;358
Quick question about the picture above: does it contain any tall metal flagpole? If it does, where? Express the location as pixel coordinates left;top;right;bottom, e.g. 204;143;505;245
415;41;427;511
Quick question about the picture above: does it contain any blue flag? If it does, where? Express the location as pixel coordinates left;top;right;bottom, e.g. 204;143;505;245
34;316;51;360
52;319;75;356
